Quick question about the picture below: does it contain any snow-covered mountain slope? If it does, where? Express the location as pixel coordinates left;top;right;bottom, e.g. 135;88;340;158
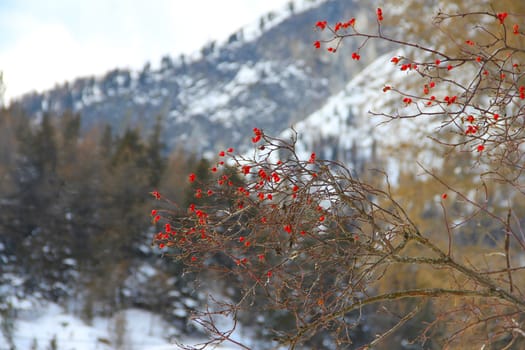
13;0;384;154
288;48;451;179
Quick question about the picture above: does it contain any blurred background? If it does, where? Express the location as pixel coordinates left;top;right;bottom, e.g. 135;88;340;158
0;0;291;102
2;0;522;349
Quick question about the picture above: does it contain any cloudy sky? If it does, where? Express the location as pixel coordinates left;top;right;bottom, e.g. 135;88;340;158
0;0;291;102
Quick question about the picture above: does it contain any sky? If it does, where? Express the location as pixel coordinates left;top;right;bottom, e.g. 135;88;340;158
0;0;291;102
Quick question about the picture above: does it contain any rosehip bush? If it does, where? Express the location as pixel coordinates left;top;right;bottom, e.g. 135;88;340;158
152;5;525;350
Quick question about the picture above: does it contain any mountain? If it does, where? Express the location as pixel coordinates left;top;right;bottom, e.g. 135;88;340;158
12;0;386;154
288;48;444;180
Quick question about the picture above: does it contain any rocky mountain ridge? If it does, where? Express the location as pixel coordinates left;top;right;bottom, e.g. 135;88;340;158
13;0;385;155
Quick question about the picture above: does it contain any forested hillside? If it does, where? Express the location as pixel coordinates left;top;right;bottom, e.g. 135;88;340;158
0;109;207;325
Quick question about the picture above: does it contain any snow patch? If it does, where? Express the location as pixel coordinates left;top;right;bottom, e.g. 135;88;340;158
234;65;260;85
1;302;180;350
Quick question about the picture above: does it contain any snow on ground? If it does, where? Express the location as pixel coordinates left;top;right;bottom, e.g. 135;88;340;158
291;49;428;153
286;48;460;183
0;302;245;350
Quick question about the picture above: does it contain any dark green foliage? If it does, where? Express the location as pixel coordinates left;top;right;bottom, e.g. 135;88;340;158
47;335;57;350
0;302;16;350
0;107;195;319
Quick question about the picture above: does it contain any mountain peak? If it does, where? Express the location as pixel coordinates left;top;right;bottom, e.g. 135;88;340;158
14;0;382;155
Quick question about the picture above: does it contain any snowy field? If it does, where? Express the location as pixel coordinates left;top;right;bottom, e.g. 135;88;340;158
0;302;243;350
